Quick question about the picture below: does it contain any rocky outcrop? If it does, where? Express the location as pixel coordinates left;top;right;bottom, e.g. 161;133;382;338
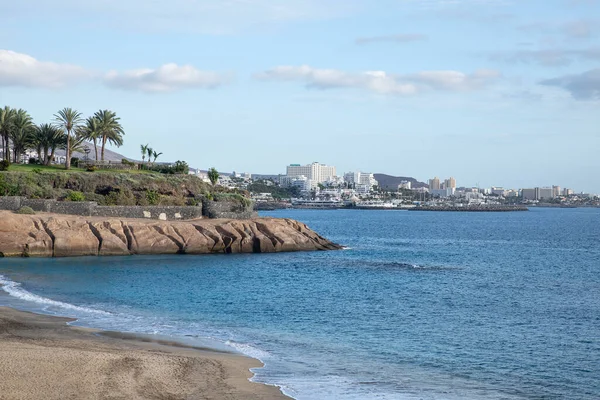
0;211;341;257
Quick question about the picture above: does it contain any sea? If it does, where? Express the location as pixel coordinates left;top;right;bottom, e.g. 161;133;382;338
1;208;599;399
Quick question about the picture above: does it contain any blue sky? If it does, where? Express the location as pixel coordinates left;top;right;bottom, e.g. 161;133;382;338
1;0;599;192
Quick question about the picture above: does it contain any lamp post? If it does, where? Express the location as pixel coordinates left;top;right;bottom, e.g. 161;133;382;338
83;146;90;163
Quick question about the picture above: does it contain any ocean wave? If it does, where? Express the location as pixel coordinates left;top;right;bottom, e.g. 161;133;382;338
0;274;111;316
225;340;271;361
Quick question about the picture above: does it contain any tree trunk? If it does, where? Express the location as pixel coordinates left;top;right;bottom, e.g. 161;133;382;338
93;138;98;161
43;145;49;165
101;135;107;161
49;147;56;165
65;129;71;169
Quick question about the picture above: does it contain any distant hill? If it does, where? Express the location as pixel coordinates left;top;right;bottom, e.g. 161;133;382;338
374;174;427;190
54;143;131;163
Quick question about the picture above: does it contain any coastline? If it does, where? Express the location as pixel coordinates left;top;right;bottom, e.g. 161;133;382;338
0;306;290;400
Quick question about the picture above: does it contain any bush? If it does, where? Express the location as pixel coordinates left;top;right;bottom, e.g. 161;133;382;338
16;206;35;215
71;157;80;168
0;175;18;196
67;191;85;202
28;157;37;165
150;160;189;175
145;189;160;205
121;158;136;167
0;160;9;171
86;165;97;172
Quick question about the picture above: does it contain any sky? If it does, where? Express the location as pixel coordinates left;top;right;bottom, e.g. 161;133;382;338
1;0;599;192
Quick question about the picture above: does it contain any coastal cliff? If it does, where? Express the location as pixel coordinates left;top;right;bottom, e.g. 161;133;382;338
0;211;341;257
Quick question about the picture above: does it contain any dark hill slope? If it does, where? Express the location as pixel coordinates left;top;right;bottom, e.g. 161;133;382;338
374;174;427;190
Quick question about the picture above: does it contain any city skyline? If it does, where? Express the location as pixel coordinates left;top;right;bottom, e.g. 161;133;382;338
1;1;599;192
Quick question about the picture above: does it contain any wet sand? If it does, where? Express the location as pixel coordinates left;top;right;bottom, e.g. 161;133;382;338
0;307;289;400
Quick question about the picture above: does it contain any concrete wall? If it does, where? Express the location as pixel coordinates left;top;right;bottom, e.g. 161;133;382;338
93;205;203;220
0;196;203;220
202;199;257;219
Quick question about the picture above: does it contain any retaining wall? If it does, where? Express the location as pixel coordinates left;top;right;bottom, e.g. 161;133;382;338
202;199;257;219
0;196;203;220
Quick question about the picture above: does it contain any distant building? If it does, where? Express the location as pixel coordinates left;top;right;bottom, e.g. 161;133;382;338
286;162;336;184
538;187;554;200
521;188;537;201
344;171;378;190
431;188;454;198
444;177;456;189
398;180;412;190
280;175;316;191
563;188;574;196
428;177;441;190
552;185;561;198
491;187;506;197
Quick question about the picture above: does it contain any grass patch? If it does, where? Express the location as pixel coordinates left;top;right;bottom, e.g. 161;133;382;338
7;163;159;175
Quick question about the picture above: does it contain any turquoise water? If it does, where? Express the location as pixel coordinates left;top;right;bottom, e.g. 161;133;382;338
1;208;599;399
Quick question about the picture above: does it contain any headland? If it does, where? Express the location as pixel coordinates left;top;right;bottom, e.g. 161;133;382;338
0;211;341;258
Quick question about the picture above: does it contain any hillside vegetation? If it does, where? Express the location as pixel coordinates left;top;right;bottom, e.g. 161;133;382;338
0;169;214;206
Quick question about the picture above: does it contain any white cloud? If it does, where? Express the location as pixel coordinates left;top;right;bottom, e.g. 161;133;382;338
256;65;500;95
0;49;90;88
104;64;232;93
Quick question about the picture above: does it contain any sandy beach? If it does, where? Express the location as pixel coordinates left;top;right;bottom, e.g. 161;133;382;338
0;307;289;400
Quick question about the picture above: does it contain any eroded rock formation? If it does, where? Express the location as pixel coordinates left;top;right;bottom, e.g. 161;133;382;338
0;211;341;257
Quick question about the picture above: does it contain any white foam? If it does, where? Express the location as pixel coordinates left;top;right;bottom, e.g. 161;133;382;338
0;274;111;316
225;340;271;361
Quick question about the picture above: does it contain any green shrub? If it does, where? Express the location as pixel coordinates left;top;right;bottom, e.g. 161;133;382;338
145;189;160;205
121;158;136;167
71;157;80;168
86;165;97;172
67;191;85;202
31;168;43;174
16;206;35;215
0;175;18;196
150;160;189;175
0;160;9;171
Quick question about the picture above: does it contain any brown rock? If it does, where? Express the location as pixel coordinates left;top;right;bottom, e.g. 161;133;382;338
0;211;341;258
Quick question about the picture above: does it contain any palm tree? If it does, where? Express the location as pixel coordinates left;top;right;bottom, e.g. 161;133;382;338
67;130;87;159
0;106;15;162
47;129;67;166
140;143;149;166
33;123;53;164
32;124;65;165
79;117;101;161
53;108;83;169
10;109;34;163
94;110;124;161
146;146;153;166
152;150;162;164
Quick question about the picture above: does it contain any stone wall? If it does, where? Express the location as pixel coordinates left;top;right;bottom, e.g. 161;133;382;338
0;196;203;221
202;199;257;219
93;205;203;220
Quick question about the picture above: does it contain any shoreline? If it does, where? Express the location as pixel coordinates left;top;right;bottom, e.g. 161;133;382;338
0;306;291;400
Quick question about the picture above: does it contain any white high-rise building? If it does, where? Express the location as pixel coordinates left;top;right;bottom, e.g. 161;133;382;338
286;162;336;183
343;171;378;190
